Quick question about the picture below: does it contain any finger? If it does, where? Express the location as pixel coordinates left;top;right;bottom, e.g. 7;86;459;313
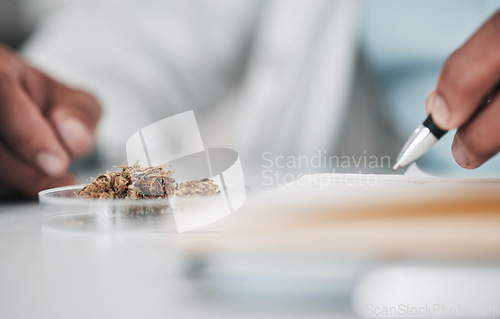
0;80;70;177
451;95;500;169
425;89;436;115
20;65;102;159
48;88;102;158
0;141;76;197
428;10;500;130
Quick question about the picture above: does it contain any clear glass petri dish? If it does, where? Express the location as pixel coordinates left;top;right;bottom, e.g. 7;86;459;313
39;185;177;232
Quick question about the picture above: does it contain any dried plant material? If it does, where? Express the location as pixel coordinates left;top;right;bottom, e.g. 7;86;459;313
77;163;177;200
175;178;221;198
76;164;222;222
77;163;220;200
129;165;177;198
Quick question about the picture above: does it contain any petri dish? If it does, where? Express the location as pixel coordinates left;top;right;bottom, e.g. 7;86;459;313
39;185;177;232
38;148;247;232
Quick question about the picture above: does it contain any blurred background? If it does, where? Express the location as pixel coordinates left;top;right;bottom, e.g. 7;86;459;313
0;0;66;48
0;0;500;184
1;1;500;318
3;0;500;184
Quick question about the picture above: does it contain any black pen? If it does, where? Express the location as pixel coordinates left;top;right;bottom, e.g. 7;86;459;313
393;82;500;170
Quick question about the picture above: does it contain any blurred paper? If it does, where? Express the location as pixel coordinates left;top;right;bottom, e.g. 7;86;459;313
176;170;500;308
403;163;436;177
182;171;500;259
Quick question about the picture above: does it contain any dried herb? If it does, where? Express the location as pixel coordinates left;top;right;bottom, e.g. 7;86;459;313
175;178;221;198
77;163;221;220
77;163;176;199
78;163;220;200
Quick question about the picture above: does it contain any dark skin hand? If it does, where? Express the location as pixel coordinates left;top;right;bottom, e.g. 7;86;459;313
0;45;101;199
426;10;500;169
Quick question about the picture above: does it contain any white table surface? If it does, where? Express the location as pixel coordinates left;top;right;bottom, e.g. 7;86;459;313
0;200;355;319
4;162;499;319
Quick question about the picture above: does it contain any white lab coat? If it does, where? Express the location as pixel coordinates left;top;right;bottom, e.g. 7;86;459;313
21;0;359;164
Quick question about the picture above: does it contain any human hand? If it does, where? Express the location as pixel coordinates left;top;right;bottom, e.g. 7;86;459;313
0;45;101;198
426;10;500;169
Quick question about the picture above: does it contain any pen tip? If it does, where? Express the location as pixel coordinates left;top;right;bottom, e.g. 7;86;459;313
392;163;401;171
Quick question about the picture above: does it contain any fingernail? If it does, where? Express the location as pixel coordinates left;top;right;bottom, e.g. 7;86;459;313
36;152;66;177
57;117;92;156
425;90;436;115
452;137;470;168
429;94;450;128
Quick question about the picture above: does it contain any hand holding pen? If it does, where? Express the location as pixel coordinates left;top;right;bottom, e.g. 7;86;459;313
395;10;500;170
